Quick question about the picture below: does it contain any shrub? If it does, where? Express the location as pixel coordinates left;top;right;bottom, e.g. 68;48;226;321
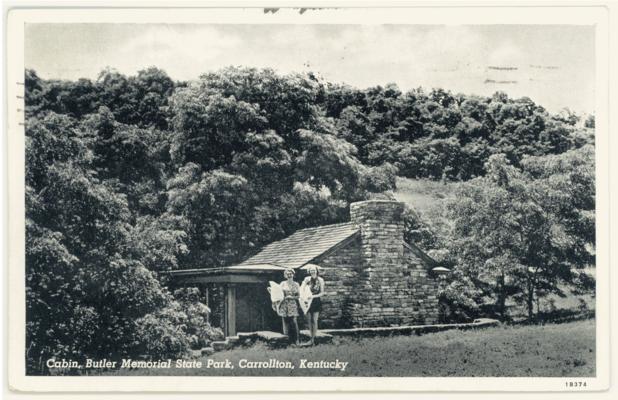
438;275;482;323
133;306;192;359
173;287;224;349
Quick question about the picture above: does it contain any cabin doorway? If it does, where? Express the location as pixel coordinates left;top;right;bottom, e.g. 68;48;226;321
235;283;281;333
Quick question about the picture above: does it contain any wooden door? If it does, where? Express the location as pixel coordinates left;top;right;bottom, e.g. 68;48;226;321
235;283;280;333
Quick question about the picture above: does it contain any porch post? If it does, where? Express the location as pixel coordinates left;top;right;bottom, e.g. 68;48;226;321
224;285;236;336
203;286;209;324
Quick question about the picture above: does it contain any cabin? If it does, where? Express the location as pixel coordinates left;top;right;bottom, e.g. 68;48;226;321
168;200;447;336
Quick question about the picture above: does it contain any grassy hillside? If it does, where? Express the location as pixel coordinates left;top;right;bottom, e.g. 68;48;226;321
108;319;595;377
393;177;458;214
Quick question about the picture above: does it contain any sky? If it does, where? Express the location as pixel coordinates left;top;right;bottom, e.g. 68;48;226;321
25;24;595;114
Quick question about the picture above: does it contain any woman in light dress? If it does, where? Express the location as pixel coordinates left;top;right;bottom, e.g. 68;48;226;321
279;268;300;346
301;264;325;346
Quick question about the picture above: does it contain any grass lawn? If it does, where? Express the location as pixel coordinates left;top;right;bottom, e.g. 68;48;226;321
108;319;595;377
393;177;457;214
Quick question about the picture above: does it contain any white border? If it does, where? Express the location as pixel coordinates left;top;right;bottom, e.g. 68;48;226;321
4;2;612;393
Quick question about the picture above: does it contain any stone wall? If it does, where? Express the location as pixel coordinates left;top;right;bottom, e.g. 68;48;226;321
313;236;362;329
313;237;440;328
403;246;440;325
313;200;441;328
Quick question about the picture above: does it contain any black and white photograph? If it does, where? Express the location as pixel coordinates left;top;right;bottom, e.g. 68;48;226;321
4;3;613;394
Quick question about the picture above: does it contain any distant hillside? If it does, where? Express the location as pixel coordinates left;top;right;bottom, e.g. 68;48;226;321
393;177;458;214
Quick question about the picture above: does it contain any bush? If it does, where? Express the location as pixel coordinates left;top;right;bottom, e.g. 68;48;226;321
438;276;482;323
108;288;224;362
173;288;224;349
133;306;192;359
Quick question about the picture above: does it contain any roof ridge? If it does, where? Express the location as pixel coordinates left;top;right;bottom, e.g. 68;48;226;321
293;221;357;233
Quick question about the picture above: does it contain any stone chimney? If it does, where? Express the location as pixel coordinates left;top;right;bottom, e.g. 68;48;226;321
348;200;409;326
350;200;406;262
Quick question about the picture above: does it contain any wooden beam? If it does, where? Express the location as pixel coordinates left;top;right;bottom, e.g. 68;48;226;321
224;285;237;336
176;274;272;285
204;286;209;324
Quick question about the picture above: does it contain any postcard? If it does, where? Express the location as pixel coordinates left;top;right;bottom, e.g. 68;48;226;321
5;2;612;393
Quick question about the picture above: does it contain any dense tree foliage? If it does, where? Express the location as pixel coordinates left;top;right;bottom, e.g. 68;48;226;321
25;66;594;373
25;111;209;374
434;147;595;321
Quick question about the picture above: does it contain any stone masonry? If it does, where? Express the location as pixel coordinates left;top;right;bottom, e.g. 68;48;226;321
312;200;440;328
402;246;440;325
313;236;362;328
351;200;423;326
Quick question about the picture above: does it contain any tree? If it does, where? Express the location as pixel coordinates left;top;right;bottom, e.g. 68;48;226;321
335;106;376;161
25;112;214;374
25;69;45;117
442;152;594;320
169;90;268;170
134;67;175;129
323;82;367;118
521;145;595;274
166;164;255;267
25;159;181;373
96;68;140;124
82;107;170;216
165;67;397;268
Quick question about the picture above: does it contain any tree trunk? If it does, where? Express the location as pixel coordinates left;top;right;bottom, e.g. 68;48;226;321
497;275;507;320
526;280;535;321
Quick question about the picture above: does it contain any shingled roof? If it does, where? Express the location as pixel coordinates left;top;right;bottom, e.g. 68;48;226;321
238;222;360;269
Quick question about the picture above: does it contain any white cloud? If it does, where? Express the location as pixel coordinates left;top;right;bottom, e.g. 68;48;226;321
114;26;243;79
487;42;525;67
25;24;594;113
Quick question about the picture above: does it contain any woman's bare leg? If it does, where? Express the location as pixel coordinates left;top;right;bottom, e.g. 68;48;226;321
305;313;312;343
310;312;319;344
292;317;300;345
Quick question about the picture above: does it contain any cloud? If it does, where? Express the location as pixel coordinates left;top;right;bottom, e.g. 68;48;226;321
487;42;525;67
113;25;243;79
25;24;594;113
